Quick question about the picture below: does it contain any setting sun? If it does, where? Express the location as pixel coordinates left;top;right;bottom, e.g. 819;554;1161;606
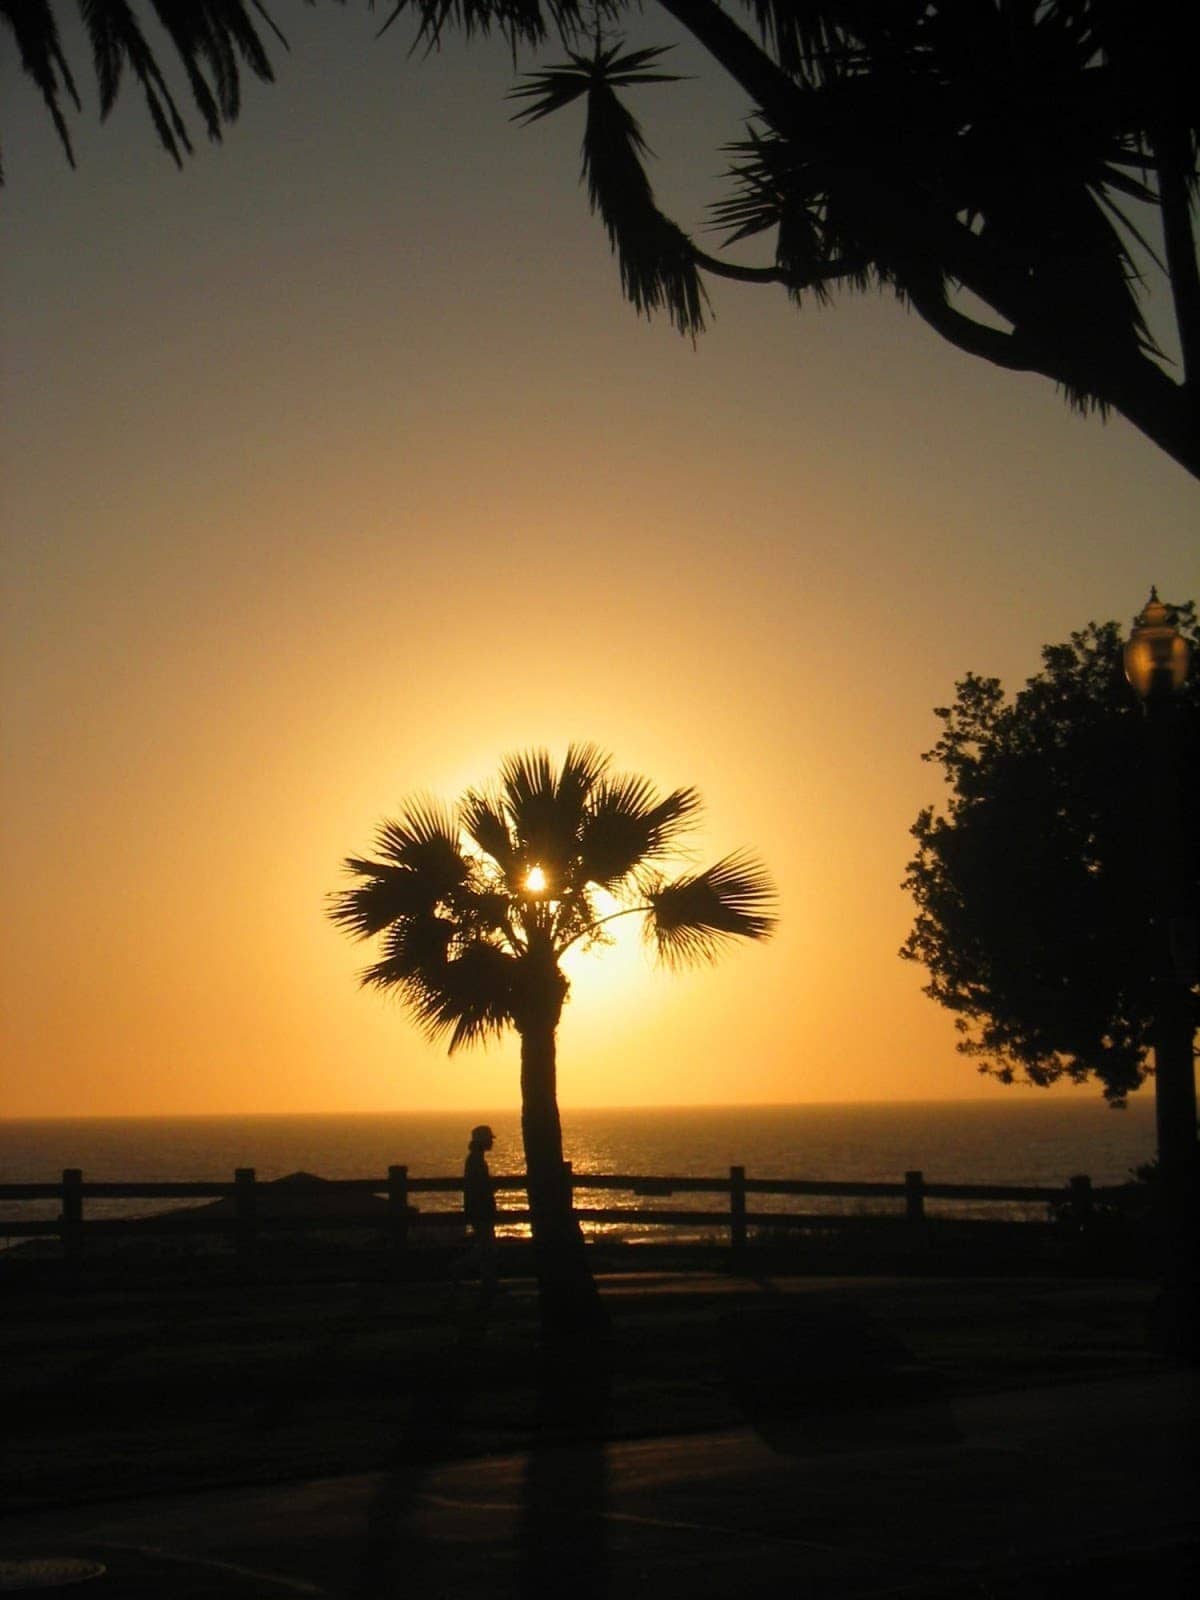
525;865;548;896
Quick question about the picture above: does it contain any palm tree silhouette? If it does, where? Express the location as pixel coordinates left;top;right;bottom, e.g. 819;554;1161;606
330;743;776;1339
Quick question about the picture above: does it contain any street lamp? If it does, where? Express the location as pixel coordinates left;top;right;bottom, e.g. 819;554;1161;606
1124;587;1191;697
1124;589;1198;1359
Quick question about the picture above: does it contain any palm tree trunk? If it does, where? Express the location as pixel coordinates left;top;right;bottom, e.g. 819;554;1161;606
519;1012;608;1343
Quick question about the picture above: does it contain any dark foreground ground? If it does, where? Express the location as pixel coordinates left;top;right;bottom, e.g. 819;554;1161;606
2;1268;1196;1596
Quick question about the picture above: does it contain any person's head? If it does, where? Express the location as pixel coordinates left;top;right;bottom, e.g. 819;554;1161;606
470;1124;494;1151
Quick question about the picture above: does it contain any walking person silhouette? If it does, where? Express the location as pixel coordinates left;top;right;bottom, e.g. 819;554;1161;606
454;1123;499;1305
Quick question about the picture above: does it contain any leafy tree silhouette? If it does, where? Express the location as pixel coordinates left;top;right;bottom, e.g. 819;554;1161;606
330;743;776;1339
902;600;1198;1106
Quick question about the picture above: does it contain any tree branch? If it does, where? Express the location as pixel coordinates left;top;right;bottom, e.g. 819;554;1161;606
556;903;647;955
1092;352;1200;479
690;243;866;290
907;275;1198;476
689;247;787;284
904;280;1036;373
652;0;804;132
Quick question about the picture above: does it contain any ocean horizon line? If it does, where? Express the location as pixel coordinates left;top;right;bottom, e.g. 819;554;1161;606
0;1093;1150;1125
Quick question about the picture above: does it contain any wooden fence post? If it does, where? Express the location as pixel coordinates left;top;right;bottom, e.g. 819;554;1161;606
234;1167;257;1260
62;1168;83;1273
729;1165;747;1261
905;1169;928;1248
1069;1174;1093;1228
388;1164;409;1252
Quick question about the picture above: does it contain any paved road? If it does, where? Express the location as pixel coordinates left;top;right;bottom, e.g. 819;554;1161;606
3;1368;1195;1597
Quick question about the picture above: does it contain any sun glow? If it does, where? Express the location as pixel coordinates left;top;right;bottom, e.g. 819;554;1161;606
525;865;547;895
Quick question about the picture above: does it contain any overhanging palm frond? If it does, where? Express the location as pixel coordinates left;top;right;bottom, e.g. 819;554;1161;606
738;1;869;82
139;0;282;136
375;1;572;51
0;1;80;176
512;41;707;335
0;0;292;183
713;123;864;299
578;774;701;887
510;42;683;121
581;66;709;336
507;49;592;122
644;851;778;968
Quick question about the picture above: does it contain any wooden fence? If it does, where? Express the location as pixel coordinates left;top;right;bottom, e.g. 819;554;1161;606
0;1164;1104;1268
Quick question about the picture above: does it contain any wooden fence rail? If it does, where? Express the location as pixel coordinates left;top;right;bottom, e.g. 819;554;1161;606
0;1164;1106;1267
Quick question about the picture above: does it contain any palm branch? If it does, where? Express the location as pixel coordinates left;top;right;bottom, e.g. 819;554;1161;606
0;0;302;182
379;935;521;1051
329;798;472;938
577;772;700;888
495;742;607;890
511;40;709;335
642;851;778;967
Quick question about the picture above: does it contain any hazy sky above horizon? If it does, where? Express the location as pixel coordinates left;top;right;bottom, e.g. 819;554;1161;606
2;5;1196;1118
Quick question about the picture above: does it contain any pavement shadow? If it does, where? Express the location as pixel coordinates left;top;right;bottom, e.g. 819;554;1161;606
721;1292;961;1457
352;1304;493;1599
516;1344;612;1599
353;1301;612;1600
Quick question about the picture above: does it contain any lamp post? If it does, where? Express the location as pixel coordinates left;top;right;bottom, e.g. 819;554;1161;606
1123;589;1198;1359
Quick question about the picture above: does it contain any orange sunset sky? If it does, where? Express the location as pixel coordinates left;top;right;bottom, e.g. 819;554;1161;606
2;6;1196;1118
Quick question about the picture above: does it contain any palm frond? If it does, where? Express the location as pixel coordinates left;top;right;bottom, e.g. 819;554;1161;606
373;797;468;880
498;746;555;812
712;123;861;297
362;910;457;977
510;39;708;335
578;775;701;887
508;53;591;122
644;851;778;968
497;744;606;887
145;1;281;135
0;0;81;175
80;0;284;163
327;798;470;938
510;42;683;122
460;786;516;872
375;1;590;51
329;860;447;938
579;58;709;336
2;0;290;184
554;740;610;813
379;937;519;1051
739;1;869;83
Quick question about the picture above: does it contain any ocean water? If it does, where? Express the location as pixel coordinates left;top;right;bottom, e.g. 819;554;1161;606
0;1099;1158;1241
